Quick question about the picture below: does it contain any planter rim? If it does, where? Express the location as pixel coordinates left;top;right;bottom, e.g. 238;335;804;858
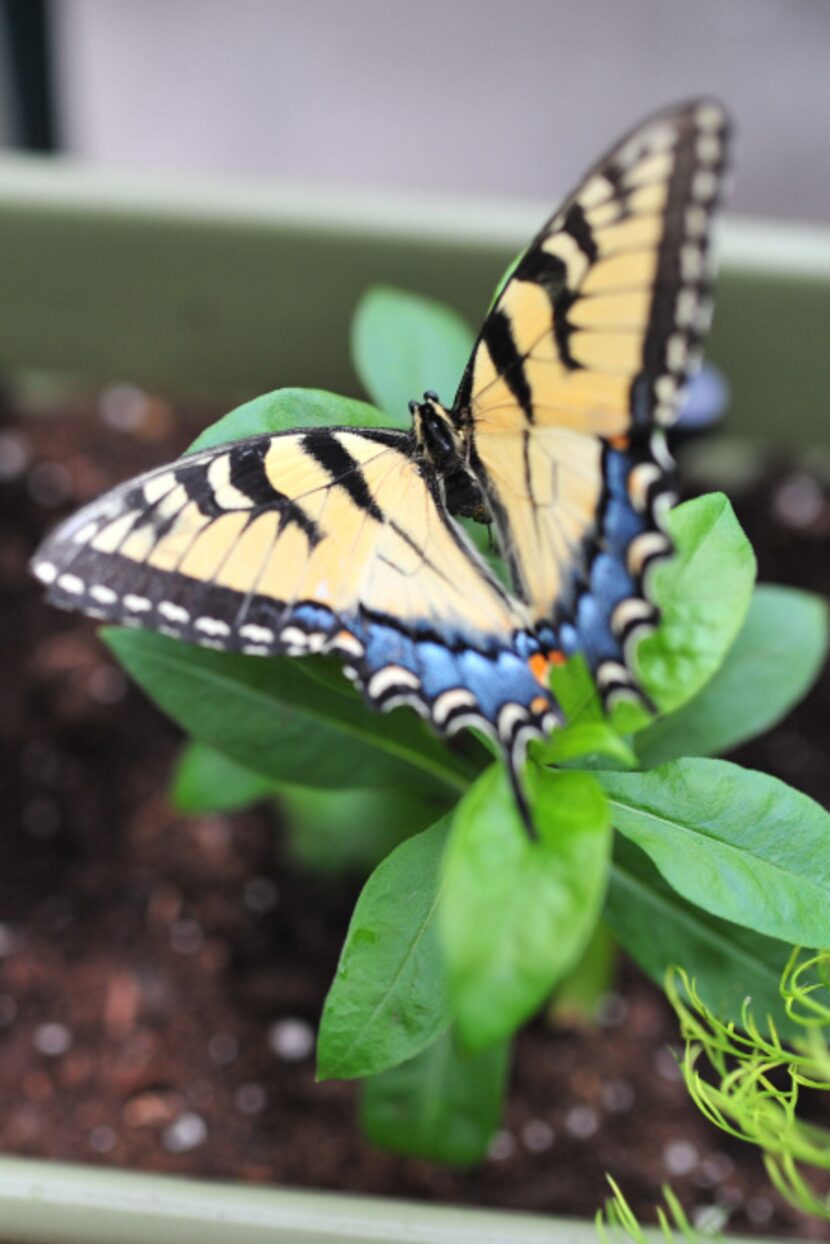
0;1155;786;1244
0;152;828;277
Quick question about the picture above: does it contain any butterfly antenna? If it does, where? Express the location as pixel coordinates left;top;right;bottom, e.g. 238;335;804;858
507;752;538;842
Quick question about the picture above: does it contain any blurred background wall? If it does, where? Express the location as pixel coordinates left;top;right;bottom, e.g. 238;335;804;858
3;0;829;220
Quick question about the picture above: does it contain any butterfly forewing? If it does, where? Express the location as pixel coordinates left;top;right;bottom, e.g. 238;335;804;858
455;100;730;706
32;427;558;760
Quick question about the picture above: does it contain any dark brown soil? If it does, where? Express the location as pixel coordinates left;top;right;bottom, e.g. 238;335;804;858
1;389;828;1240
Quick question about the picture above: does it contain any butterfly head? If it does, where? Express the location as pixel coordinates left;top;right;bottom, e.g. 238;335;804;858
410;392;466;473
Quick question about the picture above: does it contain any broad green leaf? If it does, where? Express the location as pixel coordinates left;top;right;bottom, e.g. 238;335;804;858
637;584;829;768
537;721;636;770
549;654;603;726
360;1029;509;1166
597;759;830;947
351;287;474;419
172;741;276;813
283;786;449;878
284;652;362;700
317;818;451;1080
440;765;611;1048
104;629;471;795
613;493;756;734
187;386;391;454
605;836;799;1040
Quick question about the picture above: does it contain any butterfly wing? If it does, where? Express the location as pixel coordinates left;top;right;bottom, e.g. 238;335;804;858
454;100;730;706
32;427;559;757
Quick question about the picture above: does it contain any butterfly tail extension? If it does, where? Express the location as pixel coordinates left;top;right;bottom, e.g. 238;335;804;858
500;667;564;840
343;622;551;836
507;745;537;842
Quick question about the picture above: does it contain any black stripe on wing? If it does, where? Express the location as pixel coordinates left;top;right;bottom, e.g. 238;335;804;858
453;100;730;430
301;431;386;522
480;309;536;423
635;115;729;426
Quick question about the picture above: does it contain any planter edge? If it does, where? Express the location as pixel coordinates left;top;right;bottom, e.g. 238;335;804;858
0;1155;786;1244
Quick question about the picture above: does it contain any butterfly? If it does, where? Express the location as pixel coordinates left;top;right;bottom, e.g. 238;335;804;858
31;100;730;820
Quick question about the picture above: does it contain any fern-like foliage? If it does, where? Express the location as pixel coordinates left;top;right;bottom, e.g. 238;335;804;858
666;951;830;1221
596;1177;711;1243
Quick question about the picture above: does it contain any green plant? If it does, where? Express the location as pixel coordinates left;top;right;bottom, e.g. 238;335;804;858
668;951;830;1221
596;1178;710;1244
105;284;830;1166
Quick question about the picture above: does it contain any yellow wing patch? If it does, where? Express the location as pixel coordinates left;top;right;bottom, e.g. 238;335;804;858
37;428;529;644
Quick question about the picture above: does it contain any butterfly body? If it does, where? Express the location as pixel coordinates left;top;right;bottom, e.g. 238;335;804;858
32;100;730;803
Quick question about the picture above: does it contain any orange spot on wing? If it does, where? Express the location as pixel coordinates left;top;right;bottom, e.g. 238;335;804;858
530;649;567;686
529;652;551;685
531;695;549;714
609;434;630;451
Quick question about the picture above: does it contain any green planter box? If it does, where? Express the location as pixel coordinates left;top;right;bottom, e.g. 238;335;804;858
1;154;828;447
0;154;825;1244
0;1155;783;1244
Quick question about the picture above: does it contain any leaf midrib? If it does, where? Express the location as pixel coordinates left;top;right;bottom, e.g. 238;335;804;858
607;795;825;896
334;873;449;1075
118;642;469;794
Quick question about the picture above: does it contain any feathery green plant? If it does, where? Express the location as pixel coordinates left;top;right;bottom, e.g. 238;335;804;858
668;951;830;1221
597;1178;709;1244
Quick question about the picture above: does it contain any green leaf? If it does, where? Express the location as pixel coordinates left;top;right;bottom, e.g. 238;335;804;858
613;493;757;734
317;818;451;1080
351;287;474;418
537;720;636;770
440;765;611;1048
282;652;362;699
606;836;799;1040
550;654;603;726
360;1029;509;1166
187;386;391;454
103;629;471;795
597;759;830;947
282;786;449;878
636;584;829;768
171;741;277;813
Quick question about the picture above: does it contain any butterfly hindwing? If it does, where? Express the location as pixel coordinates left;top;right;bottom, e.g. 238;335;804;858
32;427;559;759
453;100;729;706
